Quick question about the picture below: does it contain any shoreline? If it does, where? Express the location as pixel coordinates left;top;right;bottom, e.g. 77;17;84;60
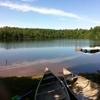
0;71;99;77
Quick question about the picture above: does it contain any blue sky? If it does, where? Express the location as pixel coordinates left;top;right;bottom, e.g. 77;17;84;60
0;0;100;29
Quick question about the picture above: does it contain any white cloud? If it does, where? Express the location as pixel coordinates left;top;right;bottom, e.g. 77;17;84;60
0;1;100;24
0;1;81;19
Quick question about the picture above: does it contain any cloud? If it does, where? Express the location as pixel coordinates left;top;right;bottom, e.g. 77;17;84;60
0;1;81;19
0;1;100;24
0;55;79;70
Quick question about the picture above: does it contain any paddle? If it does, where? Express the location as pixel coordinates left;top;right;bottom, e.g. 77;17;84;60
97;70;100;74
12;90;33;100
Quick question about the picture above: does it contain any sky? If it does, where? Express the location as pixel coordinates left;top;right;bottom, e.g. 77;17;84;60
0;0;100;29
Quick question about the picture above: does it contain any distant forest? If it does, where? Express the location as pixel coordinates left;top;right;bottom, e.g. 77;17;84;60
0;26;100;40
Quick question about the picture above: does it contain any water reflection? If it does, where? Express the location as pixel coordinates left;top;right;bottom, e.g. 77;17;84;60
0;55;79;70
0;39;100;50
0;39;100;76
68;63;100;74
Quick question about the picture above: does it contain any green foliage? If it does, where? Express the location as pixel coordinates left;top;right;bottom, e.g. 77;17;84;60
0;26;100;40
79;73;100;84
0;76;42;100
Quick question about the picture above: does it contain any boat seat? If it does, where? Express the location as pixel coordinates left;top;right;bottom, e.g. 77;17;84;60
43;76;55;80
45;71;52;75
40;80;59;86
66;76;76;80
65;76;78;85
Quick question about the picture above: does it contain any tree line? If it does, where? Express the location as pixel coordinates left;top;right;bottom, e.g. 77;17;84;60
0;26;100;40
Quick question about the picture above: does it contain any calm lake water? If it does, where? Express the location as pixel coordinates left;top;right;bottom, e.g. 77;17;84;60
0;39;100;76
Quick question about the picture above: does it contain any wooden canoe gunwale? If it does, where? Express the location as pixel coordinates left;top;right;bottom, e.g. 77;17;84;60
63;73;78;100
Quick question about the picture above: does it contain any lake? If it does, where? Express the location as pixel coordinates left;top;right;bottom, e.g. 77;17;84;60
0;39;100;76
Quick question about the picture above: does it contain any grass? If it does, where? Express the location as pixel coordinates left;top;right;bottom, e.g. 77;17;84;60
0;73;100;100
0;76;42;100
79;73;100;84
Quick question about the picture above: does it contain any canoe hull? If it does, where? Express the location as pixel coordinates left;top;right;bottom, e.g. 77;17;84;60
63;68;100;100
34;68;70;100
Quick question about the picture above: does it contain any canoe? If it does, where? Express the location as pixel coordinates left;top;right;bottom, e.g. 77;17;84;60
34;67;70;100
63;68;100;100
